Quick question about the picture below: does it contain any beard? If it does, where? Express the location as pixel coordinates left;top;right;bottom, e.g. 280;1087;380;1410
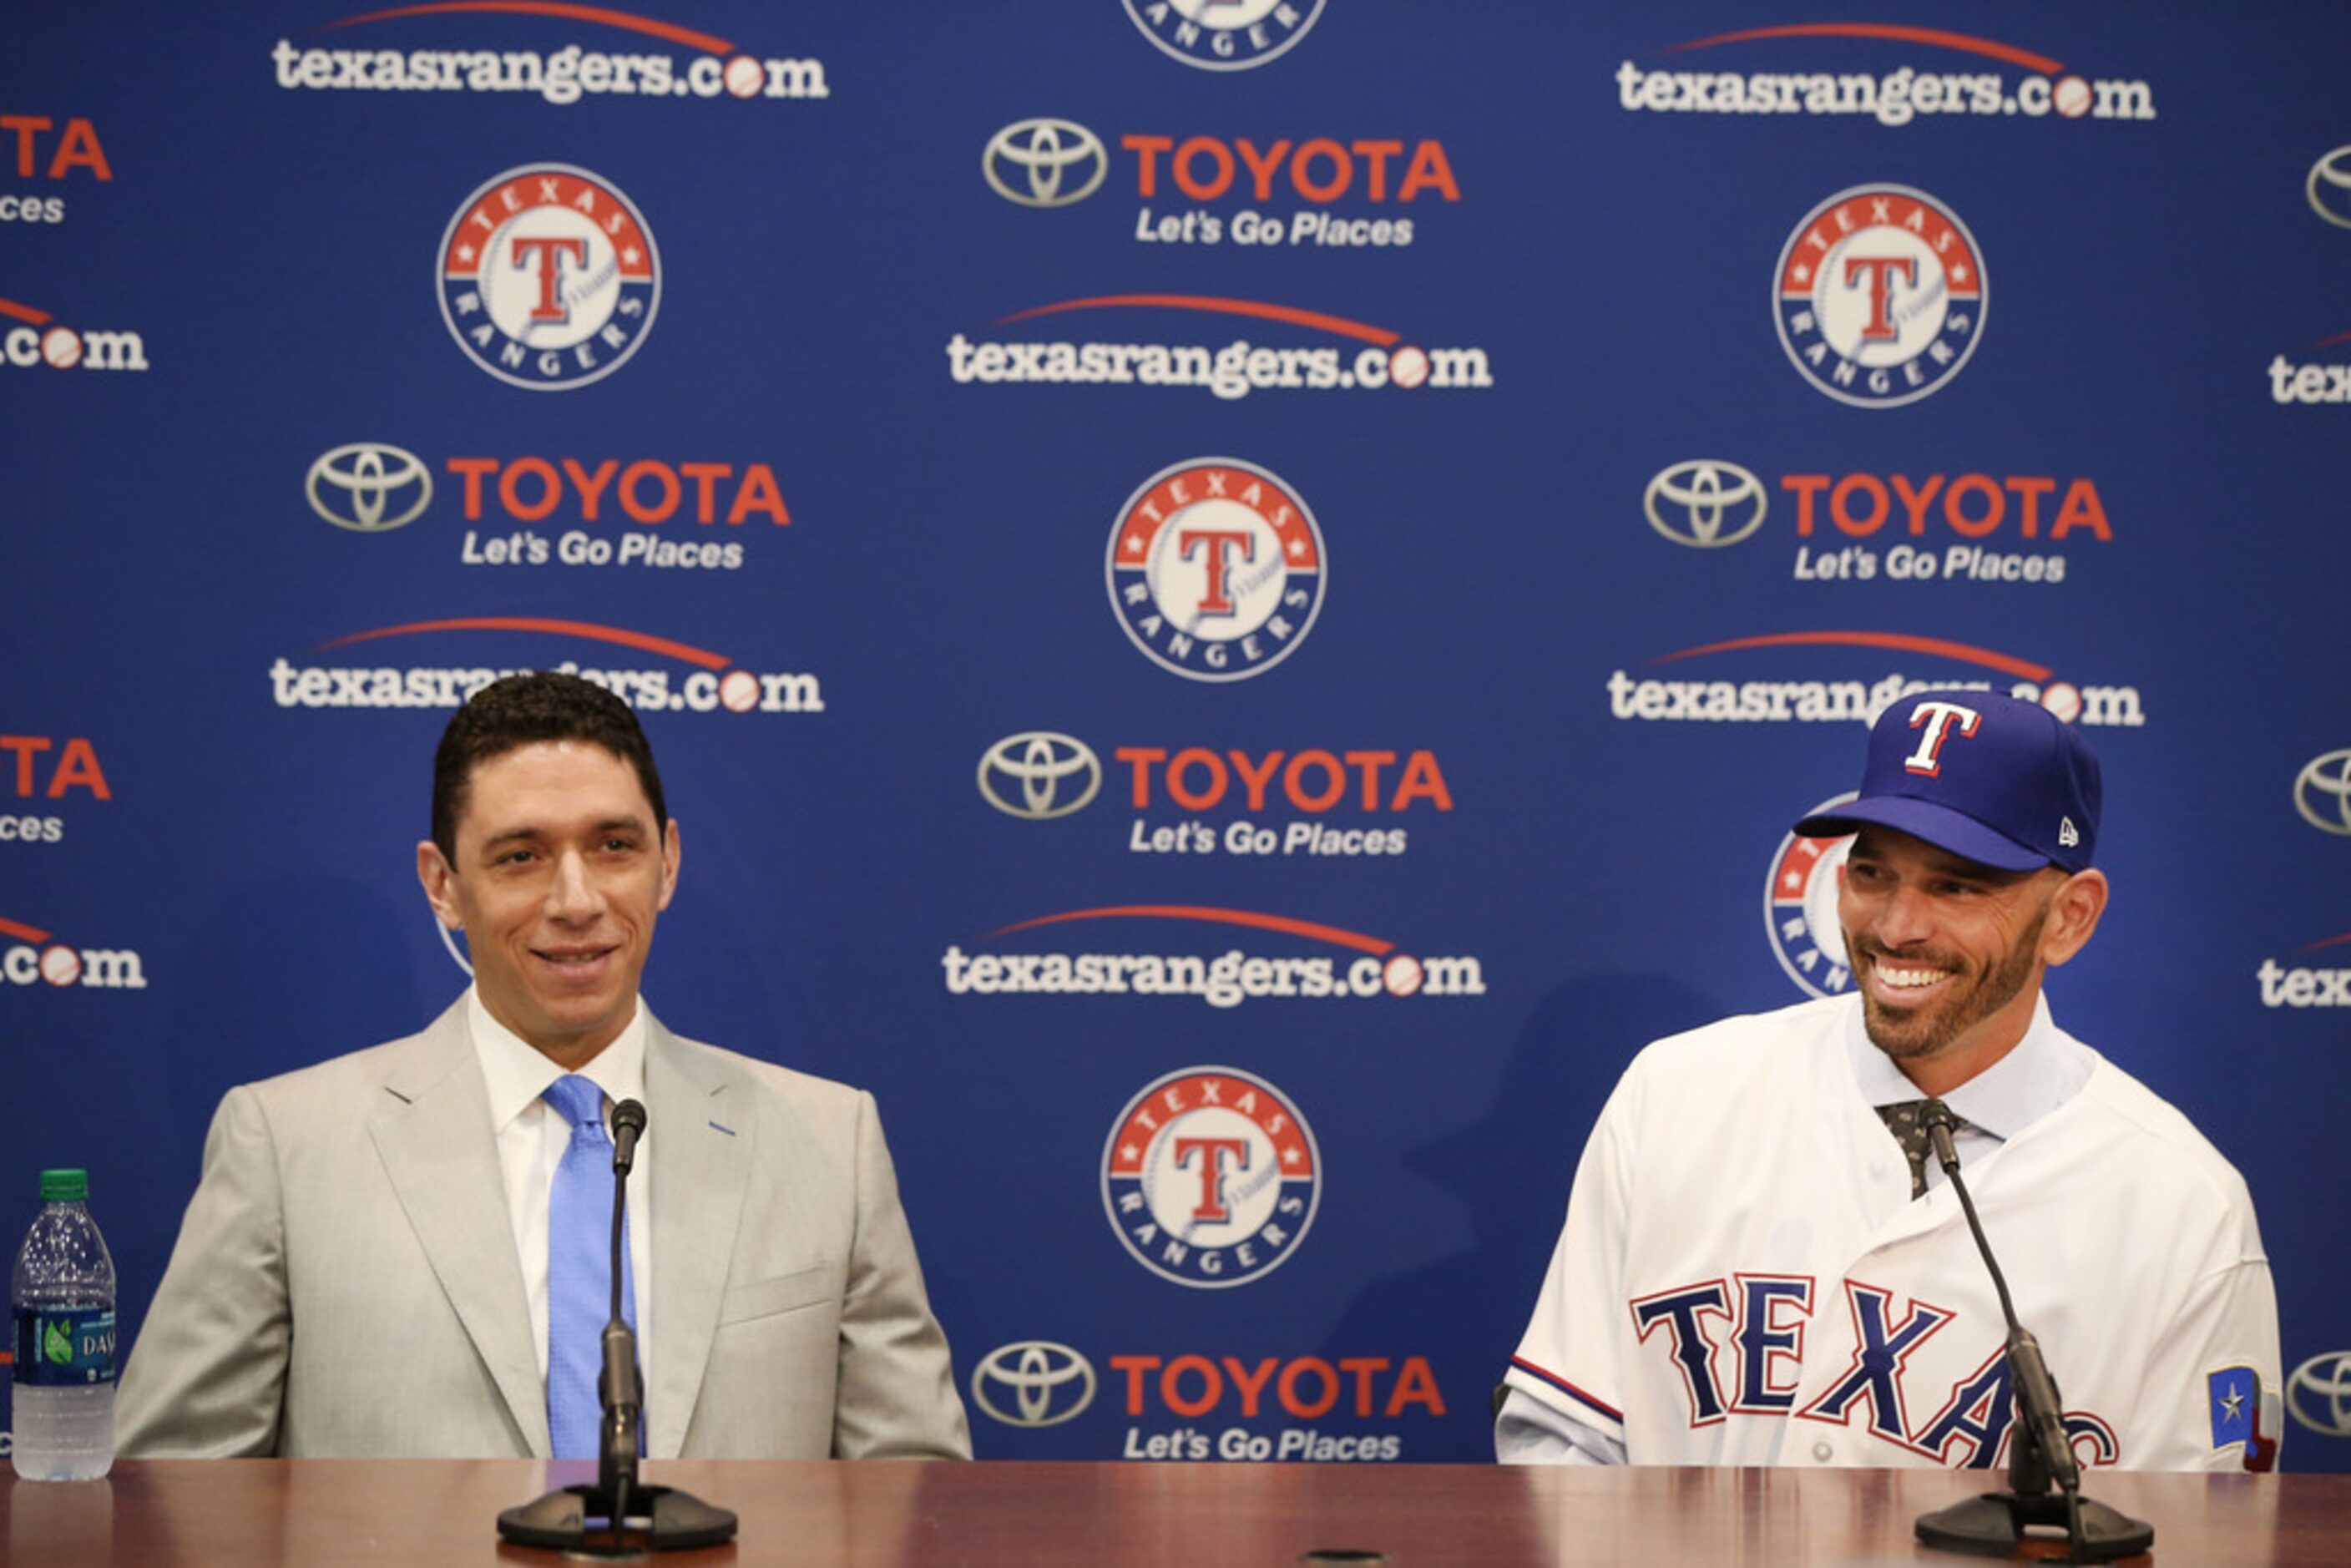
1849;903;2048;1064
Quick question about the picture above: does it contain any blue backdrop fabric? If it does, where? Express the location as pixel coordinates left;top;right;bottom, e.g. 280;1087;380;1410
5;2;2348;1469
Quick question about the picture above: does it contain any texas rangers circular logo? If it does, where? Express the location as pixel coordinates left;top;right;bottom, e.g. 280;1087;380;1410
437;164;660;391
1106;457;1327;683
1123;0;1326;71
1774;185;1985;408
1765;793;1858;998
1102;1065;1319;1288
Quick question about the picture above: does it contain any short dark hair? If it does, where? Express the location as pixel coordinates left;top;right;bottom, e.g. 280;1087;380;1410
430;672;667;861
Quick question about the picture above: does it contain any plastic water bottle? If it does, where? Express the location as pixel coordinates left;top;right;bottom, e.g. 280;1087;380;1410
11;1169;116;1481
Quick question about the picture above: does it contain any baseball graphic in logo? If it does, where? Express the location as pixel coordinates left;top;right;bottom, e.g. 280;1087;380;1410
1102;1065;1319;1288
1766;794;1858;998
438;164;660;391
1775;185;1985;408
1107;457;1326;683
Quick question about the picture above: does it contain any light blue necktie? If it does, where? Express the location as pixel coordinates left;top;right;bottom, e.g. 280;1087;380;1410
544;1073;636;1459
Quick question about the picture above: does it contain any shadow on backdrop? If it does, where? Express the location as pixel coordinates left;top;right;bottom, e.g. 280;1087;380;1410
1319;969;1722;1459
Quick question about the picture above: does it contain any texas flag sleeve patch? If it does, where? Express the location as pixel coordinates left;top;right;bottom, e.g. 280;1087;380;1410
2207;1365;2257;1451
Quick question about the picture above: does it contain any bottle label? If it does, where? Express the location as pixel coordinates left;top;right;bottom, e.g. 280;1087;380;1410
12;1308;114;1387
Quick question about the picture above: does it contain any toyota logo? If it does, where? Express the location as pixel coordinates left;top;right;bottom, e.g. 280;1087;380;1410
2294;750;2351;836
2288;1351;2351;1437
971;1341;1096;1429
983;119;1108;209
307;443;432;533
1644;460;1767;549
979;732;1101;821
2308;146;2351;230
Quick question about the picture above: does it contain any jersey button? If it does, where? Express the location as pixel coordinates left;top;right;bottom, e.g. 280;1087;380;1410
1811;1441;1833;1463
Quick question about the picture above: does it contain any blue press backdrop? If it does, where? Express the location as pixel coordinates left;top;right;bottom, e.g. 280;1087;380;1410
4;1;2347;1468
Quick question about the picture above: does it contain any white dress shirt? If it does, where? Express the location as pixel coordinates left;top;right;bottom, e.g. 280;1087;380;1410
1843;994;2094;1191
468;988;655;1395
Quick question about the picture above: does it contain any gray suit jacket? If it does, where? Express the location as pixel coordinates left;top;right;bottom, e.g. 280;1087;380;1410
115;1002;970;1459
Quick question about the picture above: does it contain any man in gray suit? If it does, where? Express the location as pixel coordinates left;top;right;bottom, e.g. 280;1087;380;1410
118;672;970;1459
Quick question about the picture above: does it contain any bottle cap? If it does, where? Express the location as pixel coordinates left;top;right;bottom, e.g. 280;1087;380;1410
38;1169;88;1203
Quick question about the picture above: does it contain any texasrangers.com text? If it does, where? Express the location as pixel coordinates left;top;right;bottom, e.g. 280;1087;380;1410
268;660;822;714
940;948;1484;1007
269;41;827;104
946;335;1490;399
2257;959;2351;1008
1614;63;2154;124
0;943;145;989
1607;671;2146;727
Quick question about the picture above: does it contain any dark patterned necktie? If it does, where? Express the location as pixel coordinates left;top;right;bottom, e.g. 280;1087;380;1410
1875;1100;1958;1200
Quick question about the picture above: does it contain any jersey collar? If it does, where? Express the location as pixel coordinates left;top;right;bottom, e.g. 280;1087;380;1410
1843;992;2092;1143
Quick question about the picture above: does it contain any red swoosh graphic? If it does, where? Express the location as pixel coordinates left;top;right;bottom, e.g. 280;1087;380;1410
1654;631;2052;682
0;918;53;943
317;618;732;669
993;296;1402;348
321;3;733;53
2312;331;2351;348
1665;24;2064;74
989;906;1394;956
2301;932;2351;953
0;299;53;326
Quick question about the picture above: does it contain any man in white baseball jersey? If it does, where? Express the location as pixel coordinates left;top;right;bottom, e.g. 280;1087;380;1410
1497;690;2280;1471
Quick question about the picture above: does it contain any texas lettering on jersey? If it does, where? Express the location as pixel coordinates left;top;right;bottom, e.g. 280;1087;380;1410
1630;1274;2121;1469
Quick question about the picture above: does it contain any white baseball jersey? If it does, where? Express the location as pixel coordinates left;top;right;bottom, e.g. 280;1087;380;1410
1500;994;2280;1472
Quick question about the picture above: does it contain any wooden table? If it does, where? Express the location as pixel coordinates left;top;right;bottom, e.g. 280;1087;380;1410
3;1460;2343;1565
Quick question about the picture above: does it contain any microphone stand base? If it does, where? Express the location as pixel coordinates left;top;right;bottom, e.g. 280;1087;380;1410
498;1483;739;1555
1916;1490;2151;1562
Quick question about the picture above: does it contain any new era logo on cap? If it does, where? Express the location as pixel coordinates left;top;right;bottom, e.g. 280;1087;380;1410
1792;690;2104;873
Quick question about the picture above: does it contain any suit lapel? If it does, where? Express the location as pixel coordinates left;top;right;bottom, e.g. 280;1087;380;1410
645;1015;751;1458
367;1003;549;1456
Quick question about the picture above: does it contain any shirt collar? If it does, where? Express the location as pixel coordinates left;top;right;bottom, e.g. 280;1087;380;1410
1843;991;2091;1141
468;986;649;1134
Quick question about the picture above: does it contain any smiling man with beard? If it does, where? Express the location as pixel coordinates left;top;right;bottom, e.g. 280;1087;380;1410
1498;690;2280;1473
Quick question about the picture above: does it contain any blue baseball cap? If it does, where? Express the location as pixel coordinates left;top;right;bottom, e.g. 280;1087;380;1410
1792;690;2101;873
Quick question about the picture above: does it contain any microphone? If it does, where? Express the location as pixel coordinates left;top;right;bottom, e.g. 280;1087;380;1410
498;1100;737;1554
610;1097;646;1177
1913;1099;2151;1562
598;1104;645;1521
1919;1101;2072;1495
